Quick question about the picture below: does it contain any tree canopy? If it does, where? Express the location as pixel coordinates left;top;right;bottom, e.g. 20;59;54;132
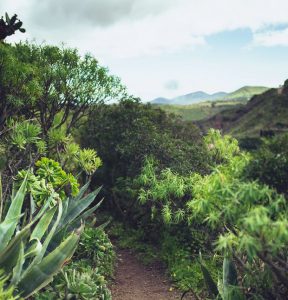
0;42;126;134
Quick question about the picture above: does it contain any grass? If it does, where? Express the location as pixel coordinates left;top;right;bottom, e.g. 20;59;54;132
154;100;244;121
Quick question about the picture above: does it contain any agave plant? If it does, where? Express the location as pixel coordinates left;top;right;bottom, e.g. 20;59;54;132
199;254;244;300
0;174;102;298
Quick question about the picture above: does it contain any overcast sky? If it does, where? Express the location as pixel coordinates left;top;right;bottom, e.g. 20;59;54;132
1;0;288;101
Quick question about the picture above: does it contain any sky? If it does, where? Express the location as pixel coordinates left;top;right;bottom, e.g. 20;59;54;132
1;0;288;101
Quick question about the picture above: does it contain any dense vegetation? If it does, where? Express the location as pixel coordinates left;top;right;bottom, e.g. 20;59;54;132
1;13;287;300
198;83;288;146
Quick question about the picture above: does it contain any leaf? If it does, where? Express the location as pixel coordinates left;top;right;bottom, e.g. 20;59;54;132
0;175;27;251
11;241;24;286
59;187;101;230
199;255;219;298
30;206;57;241
0;226;29;273
25;200;63;273
18;227;82;298
5;12;10;23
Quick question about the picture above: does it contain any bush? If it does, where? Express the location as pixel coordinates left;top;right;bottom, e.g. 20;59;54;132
245;133;288;195
36;226;116;299
75;227;115;278
0;174;102;298
35;261;112;300
81;98;210;221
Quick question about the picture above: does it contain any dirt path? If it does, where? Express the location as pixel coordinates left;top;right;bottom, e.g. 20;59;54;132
111;248;183;300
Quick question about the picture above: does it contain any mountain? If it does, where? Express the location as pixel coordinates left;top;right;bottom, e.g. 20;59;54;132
197;83;288;140
222;86;269;101
151;86;269;105
150;97;170;104
172;91;231;104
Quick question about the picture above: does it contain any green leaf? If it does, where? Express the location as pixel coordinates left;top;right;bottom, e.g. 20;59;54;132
26;200;63;272
0;175;27;251
30;206;57;241
11;241;24;286
60;187;101;229
0;227;29;273
5;12;10;23
18;227;82;298
199;256;219;298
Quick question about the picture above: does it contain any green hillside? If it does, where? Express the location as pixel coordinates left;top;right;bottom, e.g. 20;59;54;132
152;86;269;121
154;100;243;121
197;84;288;139
224;86;269;101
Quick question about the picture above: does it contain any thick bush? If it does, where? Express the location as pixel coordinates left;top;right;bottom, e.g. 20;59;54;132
35;227;115;300
81;98;210;221
245;133;288;195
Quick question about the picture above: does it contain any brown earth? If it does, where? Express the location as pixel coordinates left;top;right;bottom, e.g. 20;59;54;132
111;248;186;300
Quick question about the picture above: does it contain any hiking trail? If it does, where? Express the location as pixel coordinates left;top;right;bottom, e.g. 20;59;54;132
111;248;184;300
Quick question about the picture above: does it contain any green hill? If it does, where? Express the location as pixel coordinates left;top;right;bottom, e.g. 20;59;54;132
151;86;269;105
154;100;243;121
223;86;269;101
152;86;270;121
197;83;288;139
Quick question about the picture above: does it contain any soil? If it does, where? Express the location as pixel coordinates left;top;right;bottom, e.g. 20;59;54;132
111;248;184;300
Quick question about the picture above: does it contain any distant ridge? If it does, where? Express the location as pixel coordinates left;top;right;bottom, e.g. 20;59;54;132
151;86;269;105
197;81;288;138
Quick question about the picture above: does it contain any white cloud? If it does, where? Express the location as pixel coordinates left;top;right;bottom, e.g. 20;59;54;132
253;27;288;47
1;0;288;100
2;0;288;59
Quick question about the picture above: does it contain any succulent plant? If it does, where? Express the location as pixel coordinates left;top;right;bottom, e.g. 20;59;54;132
0;13;26;41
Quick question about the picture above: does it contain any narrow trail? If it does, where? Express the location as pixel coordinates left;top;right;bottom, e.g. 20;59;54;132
111;248;183;300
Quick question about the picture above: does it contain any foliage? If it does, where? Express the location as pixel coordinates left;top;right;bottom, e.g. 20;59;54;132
136;129;240;225
75;226;115;277
77;148;102;176
35;262;112;300
0;119;101;203
35;226;115;300
0;13;25;41
137;156;192;224
16;157;79;206
160;233;220;295
82;98;210;220
134;129;288;298
199;256;244;300
0;271;20;300
245;133;288;195
0;175;102;298
187;135;288;298
0;42;126;134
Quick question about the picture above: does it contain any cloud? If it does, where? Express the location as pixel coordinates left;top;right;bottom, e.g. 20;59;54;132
253;27;288;47
164;80;179;90
2;0;288;59
29;0;178;28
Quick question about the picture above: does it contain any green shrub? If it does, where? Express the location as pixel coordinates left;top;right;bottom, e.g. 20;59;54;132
75;227;115;277
0;174;102;298
245;133;288;195
160;233;221;295
36;226;115;300
35;262;112;300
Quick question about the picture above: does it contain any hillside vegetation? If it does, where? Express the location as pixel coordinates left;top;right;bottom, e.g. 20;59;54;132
1;13;288;300
198;83;288;139
151;85;269;105
154;100;244;121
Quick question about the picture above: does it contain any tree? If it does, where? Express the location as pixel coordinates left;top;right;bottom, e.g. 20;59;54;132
0;42;126;135
81;98;210;220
